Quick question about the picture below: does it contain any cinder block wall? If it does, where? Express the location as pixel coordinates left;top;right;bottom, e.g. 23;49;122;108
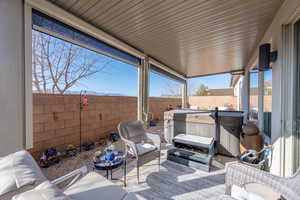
249;96;272;112
149;97;181;120
30;93;180;157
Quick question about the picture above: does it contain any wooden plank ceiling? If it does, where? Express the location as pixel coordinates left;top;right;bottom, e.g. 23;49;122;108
47;0;284;77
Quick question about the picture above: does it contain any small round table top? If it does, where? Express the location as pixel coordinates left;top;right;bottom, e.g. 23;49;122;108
93;151;124;170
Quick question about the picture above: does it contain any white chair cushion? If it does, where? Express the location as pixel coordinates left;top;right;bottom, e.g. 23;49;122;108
231;185;265;200
12;181;72;200
0;150;46;196
245;184;281;200
64;172;127;200
136;143;157;155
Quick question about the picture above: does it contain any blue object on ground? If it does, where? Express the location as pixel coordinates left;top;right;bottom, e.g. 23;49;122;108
149;120;157;126
109;132;120;142
105;151;115;161
93;151;124;171
82;142;95;151
39;147;60;168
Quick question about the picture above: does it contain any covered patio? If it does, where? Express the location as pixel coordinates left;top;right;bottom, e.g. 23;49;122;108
1;0;300;199
39;123;233;200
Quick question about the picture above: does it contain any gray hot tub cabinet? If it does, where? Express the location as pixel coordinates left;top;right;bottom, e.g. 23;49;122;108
164;109;244;157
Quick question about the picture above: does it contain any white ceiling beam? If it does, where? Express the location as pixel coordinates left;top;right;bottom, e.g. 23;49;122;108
149;58;186;80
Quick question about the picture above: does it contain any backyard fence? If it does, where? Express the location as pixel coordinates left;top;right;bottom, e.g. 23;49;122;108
188;96;238;110
30;93;180;157
30;94;271;157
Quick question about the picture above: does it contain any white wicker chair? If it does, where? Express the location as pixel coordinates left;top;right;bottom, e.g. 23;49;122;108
118;120;161;183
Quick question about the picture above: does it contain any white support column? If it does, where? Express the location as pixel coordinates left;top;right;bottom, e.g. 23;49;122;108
24;3;33;149
138;66;143;121
0;0;26;156
258;71;265;132
138;57;149;123
241;72;250;122
182;81;188;109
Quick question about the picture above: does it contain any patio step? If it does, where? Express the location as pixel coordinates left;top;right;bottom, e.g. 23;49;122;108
167;148;213;172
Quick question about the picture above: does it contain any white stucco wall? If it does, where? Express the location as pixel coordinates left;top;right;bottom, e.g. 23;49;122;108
0;0;25;156
270;40;283;176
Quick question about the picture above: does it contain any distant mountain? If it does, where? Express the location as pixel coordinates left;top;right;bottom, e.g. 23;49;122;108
65;90;126;96
32;90;127;96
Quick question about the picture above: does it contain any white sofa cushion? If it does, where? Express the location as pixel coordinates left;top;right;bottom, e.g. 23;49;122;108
12;181;72;200
0;150;46;196
231;185;265;200
64;172;128;200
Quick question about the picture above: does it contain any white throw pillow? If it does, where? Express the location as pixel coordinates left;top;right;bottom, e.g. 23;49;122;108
12;181;72;200
231;185;265;200
0;150;46;196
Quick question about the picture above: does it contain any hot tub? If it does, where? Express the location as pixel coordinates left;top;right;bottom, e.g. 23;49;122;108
164;109;244;157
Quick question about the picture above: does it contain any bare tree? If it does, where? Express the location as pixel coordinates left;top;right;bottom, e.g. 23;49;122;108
162;82;182;97
187;82;198;96
32;30;109;94
162;82;201;97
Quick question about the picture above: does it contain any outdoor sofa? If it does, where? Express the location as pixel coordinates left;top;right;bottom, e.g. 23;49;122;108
3;147;300;200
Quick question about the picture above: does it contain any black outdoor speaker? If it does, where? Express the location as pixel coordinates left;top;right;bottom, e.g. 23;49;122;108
258;43;277;71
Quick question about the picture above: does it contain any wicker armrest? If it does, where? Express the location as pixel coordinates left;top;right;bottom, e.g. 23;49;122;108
225;162;293;198
122;137;138;157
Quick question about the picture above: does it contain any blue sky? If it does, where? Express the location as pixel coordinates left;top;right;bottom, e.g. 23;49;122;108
35;30;255;96
249;70;272;88
250;71;259;88
68;61;272;96
70;54;234;96
33;30;273;97
71;56;185;97
72;58;233;97
77;64;272;96
188;73;232;90
71;58;139;96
